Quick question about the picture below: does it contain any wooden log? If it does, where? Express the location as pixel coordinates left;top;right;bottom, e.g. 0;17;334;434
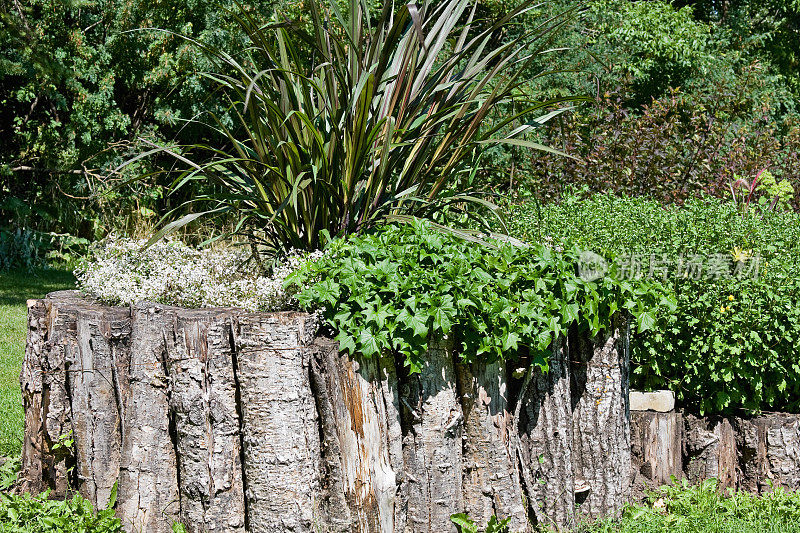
736;414;800;493
309;339;402;532
70;304;130;508
164;309;246;532
569;318;631;520
20;291;88;498
231;312;321;533
456;358;527;532
630;410;682;495
516;336;574;530
118;302;181;533
399;336;463;532
683;414;738;491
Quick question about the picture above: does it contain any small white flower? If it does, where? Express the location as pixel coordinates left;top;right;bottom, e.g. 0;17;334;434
75;236;323;312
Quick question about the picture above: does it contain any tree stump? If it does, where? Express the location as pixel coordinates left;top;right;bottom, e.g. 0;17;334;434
569;318;631;520
736;414;800;493
630;410;682;496
684;415;738;491
21;294;636;533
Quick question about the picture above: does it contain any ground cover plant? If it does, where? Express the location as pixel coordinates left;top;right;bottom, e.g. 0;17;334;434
288;219;673;372
509;191;800;414
75;236;321;311
583;480;800;533
0;269;75;457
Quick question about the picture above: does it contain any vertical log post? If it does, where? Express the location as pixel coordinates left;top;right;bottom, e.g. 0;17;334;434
164;309;247;532
71;305;131;507
630;410;683;494
232;313;321;533
736;415;800;493
399;336;463;532
569;318;631;520
456;359;527;532
684;415;738;491
118;303;181;532
516;336;575;530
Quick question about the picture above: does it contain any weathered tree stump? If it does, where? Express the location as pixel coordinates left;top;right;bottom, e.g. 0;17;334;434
569;319;632;520
684;415;738;491
735;414;800;493
21;294;636;533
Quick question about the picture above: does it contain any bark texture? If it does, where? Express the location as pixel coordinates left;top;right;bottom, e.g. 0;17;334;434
310;338;401;532
164;309;246;532
569;319;631;520
118;303;181;532
23;295;649;533
684;415;738;491
20;292;87;497
516;337;574;530
456;359;526;532
630;411;683;498
399;336;464;533
71;304;131;508
736;415;800;493
231;312;321;533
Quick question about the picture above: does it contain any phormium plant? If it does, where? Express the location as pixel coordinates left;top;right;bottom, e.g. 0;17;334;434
127;0;585;260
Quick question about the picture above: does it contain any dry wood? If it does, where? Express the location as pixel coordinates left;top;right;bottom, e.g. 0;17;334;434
569;320;631;520
516;337;574;530
400;336;463;532
683;414;738;491
164;309;247;532
231;312;321;533
309;339;401;532
117;303;181;533
736;414;800;493
456;359;527;532
630;410;682;496
71;304;130;508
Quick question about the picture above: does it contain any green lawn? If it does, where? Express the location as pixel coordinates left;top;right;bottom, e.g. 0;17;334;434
0;269;75;457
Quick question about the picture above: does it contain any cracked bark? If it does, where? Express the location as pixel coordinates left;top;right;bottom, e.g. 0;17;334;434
399;336;463;533
516;336;574;531
570;320;631;520
231;312;321;533
310;338;401;532
118;303;181;533
70;303;130;507
735;415;800;493
164;309;246;532
456;358;527;532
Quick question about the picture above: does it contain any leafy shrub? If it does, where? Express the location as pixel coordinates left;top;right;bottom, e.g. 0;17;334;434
75;237;321;311
526;80;800;206
141;0;580;258
0;491;121;532
289;220;671;373
510;192;800;414
585;479;800;532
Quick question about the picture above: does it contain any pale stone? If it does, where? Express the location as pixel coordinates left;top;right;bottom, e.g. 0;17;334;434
630;390;675;412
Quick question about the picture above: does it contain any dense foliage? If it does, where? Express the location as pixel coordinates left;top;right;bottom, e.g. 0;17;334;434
289;220;671;373
510;192;800;414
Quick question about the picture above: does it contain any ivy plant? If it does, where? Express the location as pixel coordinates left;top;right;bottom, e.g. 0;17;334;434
288;220;673;372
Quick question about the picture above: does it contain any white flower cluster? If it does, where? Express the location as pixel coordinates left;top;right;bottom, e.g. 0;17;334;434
75;236;323;312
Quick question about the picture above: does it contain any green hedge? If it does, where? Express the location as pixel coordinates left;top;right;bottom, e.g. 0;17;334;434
509;193;800;414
